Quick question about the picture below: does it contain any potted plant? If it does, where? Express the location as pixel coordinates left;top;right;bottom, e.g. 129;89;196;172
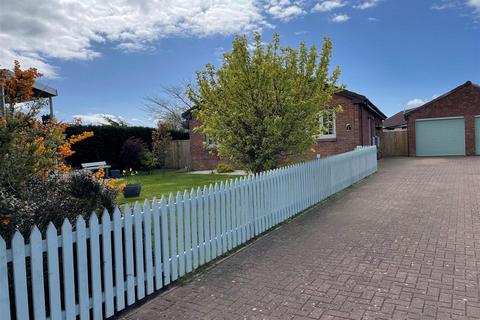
122;168;142;198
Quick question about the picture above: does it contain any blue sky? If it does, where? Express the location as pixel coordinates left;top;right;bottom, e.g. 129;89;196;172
1;0;479;125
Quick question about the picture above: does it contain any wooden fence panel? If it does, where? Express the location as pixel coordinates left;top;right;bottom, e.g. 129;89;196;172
124;205;135;305
12;232;29;320
160;197;170;286
46;224;61;320
101;211;115;318
382;130;408;156
184;190;193;273
152;199;163;290
30;227;46;320
164;140;191;169
1;146;378;320
61;221;76;320
113;207;126;311
76;217;90;320
177;192;185;277
0;237;11;320
89;215;103;320
143;201;154;295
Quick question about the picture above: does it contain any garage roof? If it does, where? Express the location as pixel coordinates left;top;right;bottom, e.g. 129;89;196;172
405;81;480;117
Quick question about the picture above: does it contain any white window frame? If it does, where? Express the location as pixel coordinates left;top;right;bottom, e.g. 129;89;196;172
205;135;217;149
318;112;336;139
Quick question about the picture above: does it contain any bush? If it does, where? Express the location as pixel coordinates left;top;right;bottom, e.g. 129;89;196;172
120;137;146;170
216;162;235;173
0;170;117;240
141;149;158;173
65;125;188;169
152;122;172;168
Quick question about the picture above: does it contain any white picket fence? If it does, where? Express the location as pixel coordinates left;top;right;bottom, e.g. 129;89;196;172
0;146;377;320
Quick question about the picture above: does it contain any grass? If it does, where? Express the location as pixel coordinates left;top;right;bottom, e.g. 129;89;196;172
116;169;238;205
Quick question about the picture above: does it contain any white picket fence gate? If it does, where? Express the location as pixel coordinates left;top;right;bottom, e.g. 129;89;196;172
0;146;377;320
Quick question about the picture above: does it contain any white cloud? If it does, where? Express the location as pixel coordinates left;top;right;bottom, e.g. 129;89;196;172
432;2;456;10
406;98;426;108
467;0;480;12
354;0;380;10
265;0;306;21
0;0;269;78
331;14;351;22
73;113;125;125
368;17;379;21
407;93;443;108
312;0;347;12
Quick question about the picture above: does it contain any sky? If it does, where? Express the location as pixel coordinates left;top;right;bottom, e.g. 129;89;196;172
1;0;479;125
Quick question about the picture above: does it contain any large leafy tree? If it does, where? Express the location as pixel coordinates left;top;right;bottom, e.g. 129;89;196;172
189;33;343;173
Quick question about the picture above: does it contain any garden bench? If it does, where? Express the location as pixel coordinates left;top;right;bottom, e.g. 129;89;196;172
81;161;111;177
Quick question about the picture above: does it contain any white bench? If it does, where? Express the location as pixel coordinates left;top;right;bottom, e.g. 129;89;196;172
81;161;111;177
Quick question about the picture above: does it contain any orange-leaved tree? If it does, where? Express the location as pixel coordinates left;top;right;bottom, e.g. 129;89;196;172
0;61;122;239
0;61;95;179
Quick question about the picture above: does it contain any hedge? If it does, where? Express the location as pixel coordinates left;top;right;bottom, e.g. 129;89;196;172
65;125;189;169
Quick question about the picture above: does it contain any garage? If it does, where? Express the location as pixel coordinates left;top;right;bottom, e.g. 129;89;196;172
415;117;465;156
405;81;480;156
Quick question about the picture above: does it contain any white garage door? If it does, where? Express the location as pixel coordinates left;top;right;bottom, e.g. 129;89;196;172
415;117;465;156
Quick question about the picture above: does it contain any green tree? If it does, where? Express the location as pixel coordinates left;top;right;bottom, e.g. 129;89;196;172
189;33;343;173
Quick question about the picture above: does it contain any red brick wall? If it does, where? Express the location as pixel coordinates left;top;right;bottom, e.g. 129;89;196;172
187;93;383;169
189;117;223;170
312;95;358;158
406;83;480;156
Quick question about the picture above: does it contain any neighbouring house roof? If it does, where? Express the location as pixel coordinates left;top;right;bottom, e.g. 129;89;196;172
383;110;409;130
404;81;479;117
337;89;387;120
181;105;198;119
182;88;387;120
0;69;58;99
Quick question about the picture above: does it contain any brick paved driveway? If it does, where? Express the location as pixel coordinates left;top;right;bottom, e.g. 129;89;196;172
121;157;480;320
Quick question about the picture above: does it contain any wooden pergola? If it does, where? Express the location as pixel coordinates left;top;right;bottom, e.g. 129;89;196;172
0;72;58;119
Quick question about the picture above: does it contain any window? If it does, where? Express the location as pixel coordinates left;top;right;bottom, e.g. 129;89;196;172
205;135;217;148
319;113;336;139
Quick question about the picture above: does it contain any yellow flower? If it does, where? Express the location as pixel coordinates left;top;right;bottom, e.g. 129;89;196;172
37;143;46;153
95;168;105;179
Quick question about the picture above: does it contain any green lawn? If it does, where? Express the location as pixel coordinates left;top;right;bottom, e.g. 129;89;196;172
117;170;238;205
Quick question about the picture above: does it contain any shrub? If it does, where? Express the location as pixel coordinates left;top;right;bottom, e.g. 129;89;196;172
0;170;117;240
216;162;235;173
141;149;158;173
152;122;172;168
120;137;146;170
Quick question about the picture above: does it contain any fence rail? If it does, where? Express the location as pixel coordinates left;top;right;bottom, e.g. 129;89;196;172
0;146;377;320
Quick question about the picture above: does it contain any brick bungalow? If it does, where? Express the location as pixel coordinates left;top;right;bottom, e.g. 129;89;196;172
182;89;387;170
404;81;480;156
